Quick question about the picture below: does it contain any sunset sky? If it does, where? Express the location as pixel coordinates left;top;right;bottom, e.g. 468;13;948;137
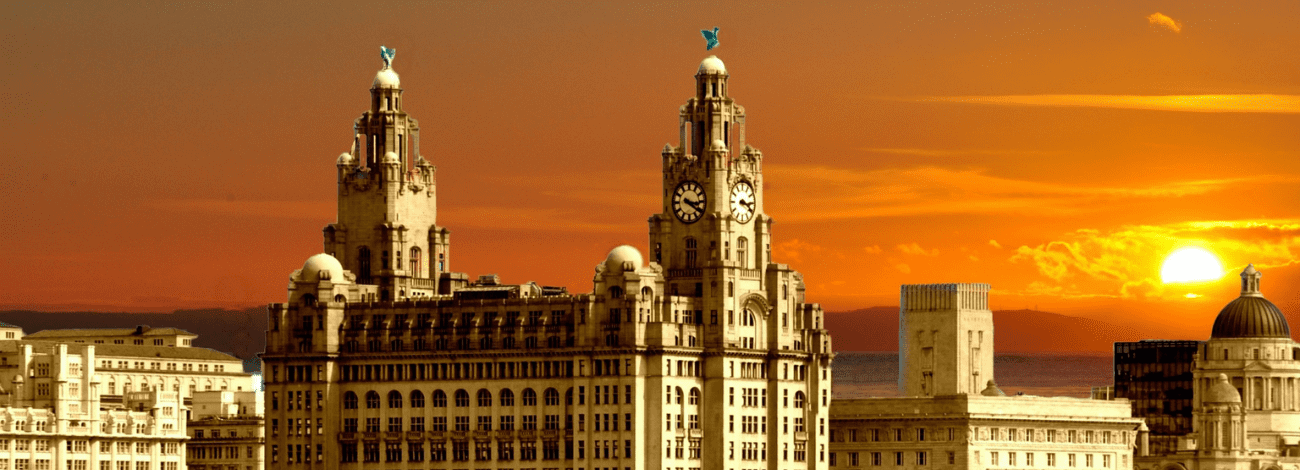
4;1;1299;342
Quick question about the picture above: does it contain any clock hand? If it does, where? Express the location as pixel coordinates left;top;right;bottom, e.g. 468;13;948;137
740;200;754;210
687;199;705;212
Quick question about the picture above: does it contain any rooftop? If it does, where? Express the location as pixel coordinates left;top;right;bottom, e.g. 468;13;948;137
0;340;242;362
26;326;196;338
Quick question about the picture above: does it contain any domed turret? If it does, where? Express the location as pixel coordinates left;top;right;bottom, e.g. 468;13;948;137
382;151;400;164
373;69;400;89
697;55;727;75
1210;264;1289;339
1204;373;1241;404
336;153;355;167
298;253;346;283
709;139;727;152
604;245;644;273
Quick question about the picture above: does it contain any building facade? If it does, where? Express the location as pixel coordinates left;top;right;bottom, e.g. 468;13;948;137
1135;265;1300;470
24;327;198;348
831;283;1142;470
0;342;187;470
187;391;265;470
1113;340;1201;455
260;50;834;470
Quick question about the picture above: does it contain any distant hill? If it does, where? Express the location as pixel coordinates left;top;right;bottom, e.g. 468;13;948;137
4;305;1140;357
826;307;1142;353
0;307;267;359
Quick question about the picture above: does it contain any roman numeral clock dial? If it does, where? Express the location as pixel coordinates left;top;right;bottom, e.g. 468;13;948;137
673;181;707;223
730;180;755;224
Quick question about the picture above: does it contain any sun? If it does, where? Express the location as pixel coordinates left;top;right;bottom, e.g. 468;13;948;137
1161;247;1224;283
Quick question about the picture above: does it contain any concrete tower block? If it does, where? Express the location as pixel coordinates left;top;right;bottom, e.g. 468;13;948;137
898;283;993;397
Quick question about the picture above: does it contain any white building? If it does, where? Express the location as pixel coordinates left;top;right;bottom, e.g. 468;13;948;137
830;283;1142;469
260;49;834;470
187;391;264;470
0;342;187;470
1135;265;1300;470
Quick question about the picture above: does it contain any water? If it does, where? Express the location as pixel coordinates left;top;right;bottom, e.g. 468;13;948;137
832;352;1114;398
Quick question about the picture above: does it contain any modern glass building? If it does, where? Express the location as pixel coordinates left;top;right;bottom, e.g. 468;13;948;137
1113;340;1201;455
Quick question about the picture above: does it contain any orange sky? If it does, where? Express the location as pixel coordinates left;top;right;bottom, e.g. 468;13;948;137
4;2;1300;341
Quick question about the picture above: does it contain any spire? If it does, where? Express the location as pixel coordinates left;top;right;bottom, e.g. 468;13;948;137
1240;264;1262;297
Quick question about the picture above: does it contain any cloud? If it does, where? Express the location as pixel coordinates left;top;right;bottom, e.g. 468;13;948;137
765;165;1295;223
774;239;822;264
969;255;979;262
1147;12;1182;33
989;240;1002;249
863;245;883;254
915;94;1300;113
892;261;912;274
897;243;940;256
1008;219;1300;299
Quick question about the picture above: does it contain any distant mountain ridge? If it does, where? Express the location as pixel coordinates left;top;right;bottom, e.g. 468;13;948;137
2;305;1144;357
825;307;1145;353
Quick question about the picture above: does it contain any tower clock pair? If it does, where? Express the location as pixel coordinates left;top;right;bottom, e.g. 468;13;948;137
672;180;755;224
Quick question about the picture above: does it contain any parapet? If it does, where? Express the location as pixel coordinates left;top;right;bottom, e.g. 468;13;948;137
900;283;990;312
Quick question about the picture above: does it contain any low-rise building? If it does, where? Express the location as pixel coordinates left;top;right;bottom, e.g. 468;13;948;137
830;283;1143;469
187;391;264;470
24;326;197;348
0;342;187;470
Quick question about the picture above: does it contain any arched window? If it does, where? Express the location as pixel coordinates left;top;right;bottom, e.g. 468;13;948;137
609;286;623;299
547;336;561;348
480;337;493;350
365;391;380;409
689;335;697;347
343;392;358;409
357;246;372;282
522;388;537;406
689;388;701;405
738;237;748;268
410;390;425;408
503;337;516;349
432;390;447;408
794;391;806;409
458;338;471;350
477;389;492;407
300;294;316;307
565;388;574;405
606;334;619;346
434;338;448;350
454;390;469;407
685;238;698;268
544;388;560;406
334;294;346;303
500;389;515;407
675;387;684;405
525;337;538;349
387;391;402;408
410;247;422;277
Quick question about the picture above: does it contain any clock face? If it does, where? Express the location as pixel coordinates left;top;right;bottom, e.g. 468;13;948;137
673;181;707;223
730;181;756;223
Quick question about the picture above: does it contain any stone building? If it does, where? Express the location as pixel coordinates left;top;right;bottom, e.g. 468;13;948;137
1133;265;1300;470
259;50;833;470
0;342;188;470
2;328;252;402
830;283;1142;469
187;391;264;470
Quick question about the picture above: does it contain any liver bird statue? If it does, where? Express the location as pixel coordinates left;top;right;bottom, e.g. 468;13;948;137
701;27;719;51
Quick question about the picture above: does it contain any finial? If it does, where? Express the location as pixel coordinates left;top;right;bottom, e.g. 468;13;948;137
1240;264;1263;297
380;46;396;70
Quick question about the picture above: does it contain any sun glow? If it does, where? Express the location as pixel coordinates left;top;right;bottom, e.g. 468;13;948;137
1161;247;1224;283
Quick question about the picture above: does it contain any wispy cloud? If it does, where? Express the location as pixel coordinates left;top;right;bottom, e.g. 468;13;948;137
774;239;822;264
915;94;1300;113
989;240;1002;249
1008;219;1300;299
863;245;883;254
766;165;1296;223
1147;12;1182;33
897;243;940;256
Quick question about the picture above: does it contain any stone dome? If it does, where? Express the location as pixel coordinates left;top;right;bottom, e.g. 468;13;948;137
604;245;643;273
698;55;726;74
382;151;400;164
1210;264;1289;339
373;68;400;88
710;139;727;152
980;380;1006;397
1204;373;1241;404
336;153;355;166
298;253;345;283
